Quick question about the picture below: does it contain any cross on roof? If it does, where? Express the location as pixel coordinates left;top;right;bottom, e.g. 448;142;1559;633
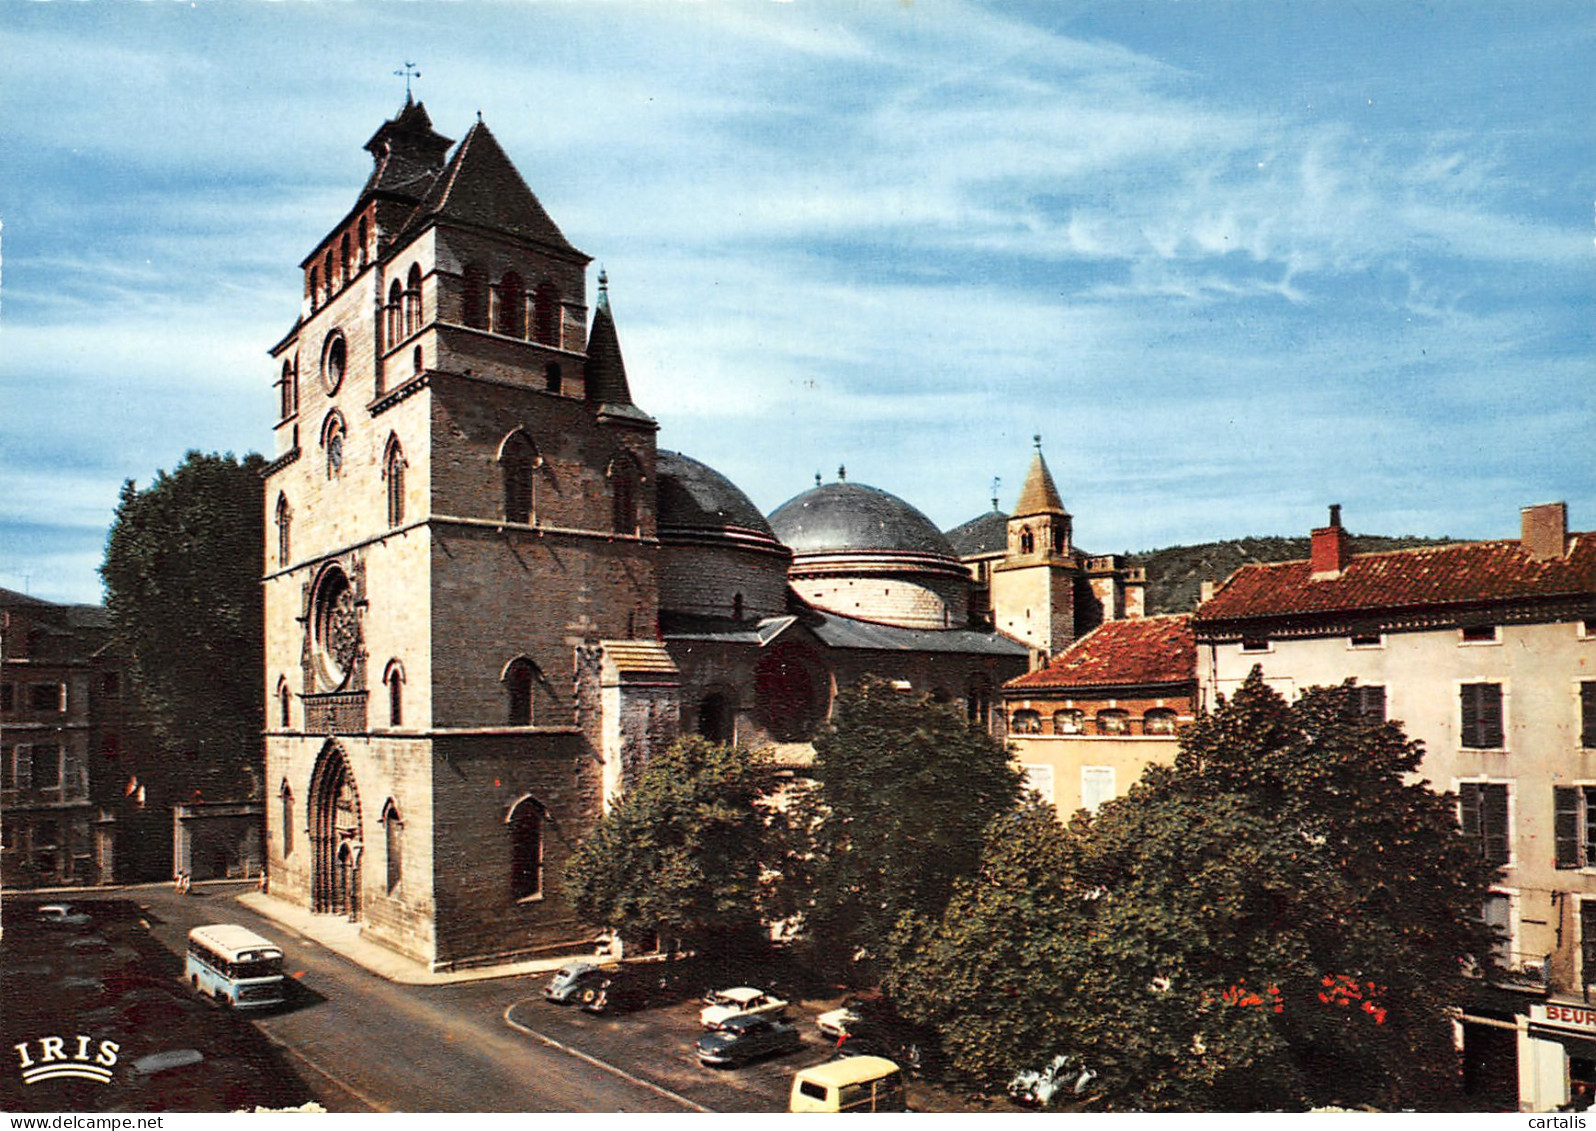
394;61;421;99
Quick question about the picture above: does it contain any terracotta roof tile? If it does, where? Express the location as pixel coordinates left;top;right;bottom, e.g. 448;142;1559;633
1194;534;1596;623
1007;614;1194;690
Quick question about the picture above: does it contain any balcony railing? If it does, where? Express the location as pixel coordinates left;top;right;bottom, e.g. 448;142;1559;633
304;692;368;735
1490;952;1551;994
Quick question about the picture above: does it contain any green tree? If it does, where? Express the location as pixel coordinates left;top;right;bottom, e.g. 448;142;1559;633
891;670;1498;1111
562;736;773;954
795;676;1024;970
100;450;266;797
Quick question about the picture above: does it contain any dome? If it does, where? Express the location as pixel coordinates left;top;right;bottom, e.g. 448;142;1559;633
657;451;776;538
769;482;958;560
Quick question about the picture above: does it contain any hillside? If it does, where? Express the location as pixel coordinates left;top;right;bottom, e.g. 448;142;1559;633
1130;535;1459;616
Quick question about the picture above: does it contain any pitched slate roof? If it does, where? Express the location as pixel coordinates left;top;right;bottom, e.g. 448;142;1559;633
1006;614;1195;690
946;509;1009;558
406;120;581;255
584;287;634;406
361;97;454;201
1193;534;1596;623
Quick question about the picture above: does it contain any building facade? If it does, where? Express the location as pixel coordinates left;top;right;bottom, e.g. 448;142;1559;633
1192;503;1596;1112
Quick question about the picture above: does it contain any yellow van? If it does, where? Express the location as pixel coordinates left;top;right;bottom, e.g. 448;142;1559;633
789;1056;907;1112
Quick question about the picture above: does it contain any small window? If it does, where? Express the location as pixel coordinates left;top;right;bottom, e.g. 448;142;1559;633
385;663;404;727
405;264;423;336
534;283;560;346
322;414;347;479
387;280;405;343
1482;892;1512;966
1011;709;1042;735
1581;682;1596;750
339;233;351;283
1081;766;1116;813
1240;637;1270;653
279;360;296;420
1349;632;1383;648
500;434;538;524
357;217;369;268
29;684;63;712
280;782;294;858
322;332;347;395
1096;709;1129;735
383;802;403;895
1143;708;1178;735
1460;683;1504;749
462;263;489;329
384;439;406;528
545;363;562;394
1459;782;1509;866
497;271;526;338
1019;527;1035;555
278;680;292;728
308;267;320;310
505;658;538;726
611;455;638;534
0;684;11;713
412;345;423;375
276;494;292;567
732;593;744;621
1355;684;1387;724
1461;624;1500;644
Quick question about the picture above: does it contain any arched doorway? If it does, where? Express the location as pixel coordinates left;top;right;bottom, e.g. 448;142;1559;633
309;743;363;919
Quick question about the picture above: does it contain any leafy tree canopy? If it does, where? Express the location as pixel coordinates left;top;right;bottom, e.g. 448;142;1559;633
891;670;1498;1111
562;736;774;954
100;450;266;795
795;676;1024;970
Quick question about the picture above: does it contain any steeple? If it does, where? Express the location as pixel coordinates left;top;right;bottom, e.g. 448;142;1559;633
1013;436;1067;519
584;273;651;424
361;98;455;202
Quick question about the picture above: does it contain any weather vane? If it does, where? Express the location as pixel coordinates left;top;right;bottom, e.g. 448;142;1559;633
395;62;421;99
991;476;1002;511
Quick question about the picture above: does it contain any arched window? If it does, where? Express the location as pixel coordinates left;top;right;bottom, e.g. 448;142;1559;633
496;271;525;338
1096;709;1129;735
384;660;404;727
507;796;545;901
1143;708;1178;736
308;267;320;311
321;412;347;480
533;284;560;346
357;217;369;268
544;363;562;394
275;494;291;567
610;454;638;534
279;360;295;420
384;436;406;527
462;263;489;329
323;251;334;300
383;801;403;894
387;280;404;343
277;676;292;728
322;331;347;395
966;674;992;726
412;345;423;375
504;657;538;725
1020;526;1035;555
1011;709;1042;735
1051;525;1066;554
405;264;424;336
499;432;538;524
339;234;351;283
280;781;294;858
1053;709;1084;735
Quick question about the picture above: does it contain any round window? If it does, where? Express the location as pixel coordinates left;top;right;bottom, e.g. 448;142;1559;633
312;567;359;690
323;332;347;395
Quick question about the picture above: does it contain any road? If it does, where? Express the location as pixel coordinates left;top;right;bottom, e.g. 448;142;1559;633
118;884;810;1112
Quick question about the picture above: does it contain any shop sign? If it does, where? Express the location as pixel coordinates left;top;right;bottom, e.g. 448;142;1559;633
1532;1003;1596;1032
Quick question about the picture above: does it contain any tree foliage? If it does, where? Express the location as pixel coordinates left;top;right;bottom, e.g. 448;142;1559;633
794;676;1024;969
100;450;266;795
890;670;1498;1111
562;736;774;953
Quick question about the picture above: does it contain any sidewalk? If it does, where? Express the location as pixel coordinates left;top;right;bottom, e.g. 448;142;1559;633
235;889;573;986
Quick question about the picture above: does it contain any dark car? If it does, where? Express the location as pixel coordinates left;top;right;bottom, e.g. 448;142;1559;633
829;1006;942;1077
544;961;613;1004
696;1013;803;1067
579;968;668;1015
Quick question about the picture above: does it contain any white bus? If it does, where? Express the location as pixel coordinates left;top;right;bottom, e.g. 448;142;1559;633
185;924;285;1009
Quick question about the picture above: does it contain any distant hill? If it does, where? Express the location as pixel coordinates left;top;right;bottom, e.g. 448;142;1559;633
1129;535;1459;616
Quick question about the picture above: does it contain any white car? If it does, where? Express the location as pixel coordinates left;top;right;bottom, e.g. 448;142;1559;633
38;903;92;926
699;986;788;1030
815;998;869;1039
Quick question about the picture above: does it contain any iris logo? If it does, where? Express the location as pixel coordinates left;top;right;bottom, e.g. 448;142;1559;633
13;1035;120;1085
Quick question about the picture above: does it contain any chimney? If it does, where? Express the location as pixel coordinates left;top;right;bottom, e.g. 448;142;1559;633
1199;579;1216;605
1310;504;1350;580
1521;502;1569;561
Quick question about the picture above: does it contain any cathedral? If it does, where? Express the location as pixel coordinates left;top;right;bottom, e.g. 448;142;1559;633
262;99;1142;970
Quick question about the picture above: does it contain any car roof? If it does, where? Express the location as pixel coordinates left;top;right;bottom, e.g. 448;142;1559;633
722;1012;775;1031
716;986;766;1001
795;1056;902;1085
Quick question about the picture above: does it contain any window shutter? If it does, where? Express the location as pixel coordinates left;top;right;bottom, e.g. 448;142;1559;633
1480;685;1504;748
1360;685;1387;723
1460;783;1481;841
1582;683;1596;750
1483;784;1509;866
1461;685;1479;747
1557;786;1581;869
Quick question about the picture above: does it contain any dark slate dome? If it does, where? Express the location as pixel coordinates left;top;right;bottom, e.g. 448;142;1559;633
946;509;1009;557
769;482;957;559
656;451;775;537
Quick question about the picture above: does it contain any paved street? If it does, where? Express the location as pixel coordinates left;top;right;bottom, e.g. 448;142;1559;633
11;883;828;1113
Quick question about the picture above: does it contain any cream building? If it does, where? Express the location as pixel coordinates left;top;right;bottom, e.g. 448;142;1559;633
1193;502;1596;1112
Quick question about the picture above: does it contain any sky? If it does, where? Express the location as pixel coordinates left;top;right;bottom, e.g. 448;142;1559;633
1;0;1591;606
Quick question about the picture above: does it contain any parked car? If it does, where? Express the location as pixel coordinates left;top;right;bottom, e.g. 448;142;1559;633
829;1007;941;1077
699;986;788;1030
815;994;878;1039
790;1056;907;1112
695;1013;803;1067
544;961;613;1004
38;903;92;926
579;968;667;1015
